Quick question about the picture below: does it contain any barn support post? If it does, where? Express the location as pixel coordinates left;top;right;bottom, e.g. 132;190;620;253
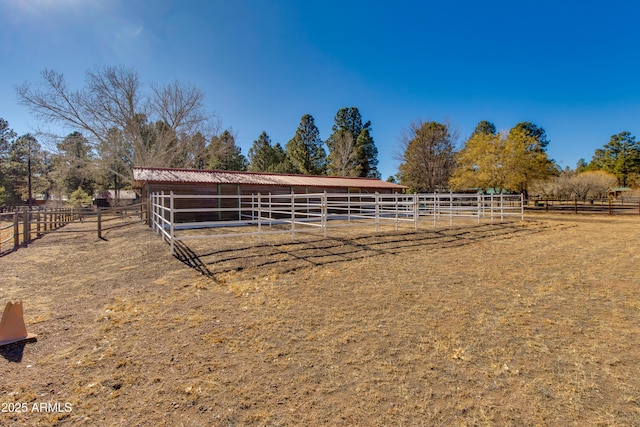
169;191;175;255
237;190;241;221
251;194;256;222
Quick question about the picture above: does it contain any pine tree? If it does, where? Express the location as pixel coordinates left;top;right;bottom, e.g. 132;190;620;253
285;115;326;175
589;132;640;186
248;131;287;172
52;132;96;196
326;107;379;177
207;130;247;171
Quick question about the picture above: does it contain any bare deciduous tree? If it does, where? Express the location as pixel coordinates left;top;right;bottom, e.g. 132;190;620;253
530;170;618;201
328;131;356;176
398;120;458;192
16;66;216;179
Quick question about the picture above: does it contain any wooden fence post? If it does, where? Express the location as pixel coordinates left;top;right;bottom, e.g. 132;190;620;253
97;208;102;239
22;208;29;246
13;210;19;248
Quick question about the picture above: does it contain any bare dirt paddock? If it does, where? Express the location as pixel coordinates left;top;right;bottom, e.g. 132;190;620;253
1;214;639;426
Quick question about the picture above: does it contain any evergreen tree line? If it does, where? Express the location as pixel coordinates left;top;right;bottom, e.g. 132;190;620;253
214;108;380;179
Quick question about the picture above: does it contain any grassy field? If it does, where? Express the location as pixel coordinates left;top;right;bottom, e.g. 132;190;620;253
0;213;639;426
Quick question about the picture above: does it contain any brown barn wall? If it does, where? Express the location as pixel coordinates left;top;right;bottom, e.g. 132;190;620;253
141;181;401;223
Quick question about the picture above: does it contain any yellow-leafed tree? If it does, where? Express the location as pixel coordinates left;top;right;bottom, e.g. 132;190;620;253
450;123;556;194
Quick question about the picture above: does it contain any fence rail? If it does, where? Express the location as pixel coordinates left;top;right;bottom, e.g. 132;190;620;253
150;192;524;254
0;207;79;253
526;197;640;215
0;204;145;254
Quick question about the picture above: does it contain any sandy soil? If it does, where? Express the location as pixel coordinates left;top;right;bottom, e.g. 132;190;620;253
1;213;639;426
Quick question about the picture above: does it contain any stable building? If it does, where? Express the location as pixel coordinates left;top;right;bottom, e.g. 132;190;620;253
133;166;406;222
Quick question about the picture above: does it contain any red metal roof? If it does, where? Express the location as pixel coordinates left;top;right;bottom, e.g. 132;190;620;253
133;167;406;190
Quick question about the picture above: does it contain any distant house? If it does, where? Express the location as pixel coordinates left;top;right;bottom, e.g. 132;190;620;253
93;190;139;207
608;187;632;199
132;166;407;221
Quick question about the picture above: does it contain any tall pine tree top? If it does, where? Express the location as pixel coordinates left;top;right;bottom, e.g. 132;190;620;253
326;107;379;177
285;114;326;175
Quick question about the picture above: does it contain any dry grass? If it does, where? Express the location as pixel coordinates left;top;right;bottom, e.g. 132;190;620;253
1;213;639;426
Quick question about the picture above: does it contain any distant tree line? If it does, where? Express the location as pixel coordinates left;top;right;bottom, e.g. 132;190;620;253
5;66;381;205
396;118;640;197
4;66;639;206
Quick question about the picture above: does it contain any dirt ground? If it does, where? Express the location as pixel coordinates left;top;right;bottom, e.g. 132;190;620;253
1;213;639;426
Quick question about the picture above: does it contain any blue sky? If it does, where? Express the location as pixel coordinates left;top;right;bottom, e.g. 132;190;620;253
1;0;639;180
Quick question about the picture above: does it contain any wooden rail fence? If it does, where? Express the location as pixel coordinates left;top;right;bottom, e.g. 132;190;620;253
0;204;145;254
526;197;640;215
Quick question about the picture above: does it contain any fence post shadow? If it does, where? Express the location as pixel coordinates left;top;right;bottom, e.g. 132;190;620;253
172;239;215;279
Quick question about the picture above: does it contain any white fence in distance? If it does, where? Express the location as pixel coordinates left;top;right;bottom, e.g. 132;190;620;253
150;192;524;254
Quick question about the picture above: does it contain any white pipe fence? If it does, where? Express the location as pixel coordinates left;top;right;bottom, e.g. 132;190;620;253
150;192;524;254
